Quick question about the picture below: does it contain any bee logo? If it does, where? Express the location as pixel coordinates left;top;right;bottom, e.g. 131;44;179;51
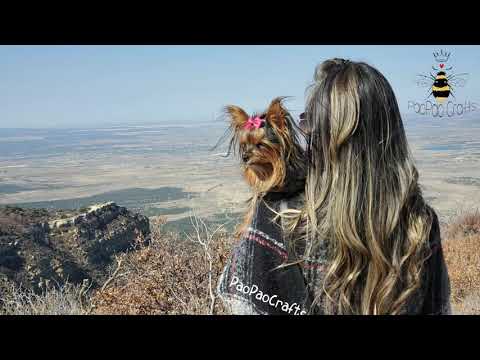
416;50;468;104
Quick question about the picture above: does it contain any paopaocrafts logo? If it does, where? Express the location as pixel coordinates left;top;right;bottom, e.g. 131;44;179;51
408;50;477;117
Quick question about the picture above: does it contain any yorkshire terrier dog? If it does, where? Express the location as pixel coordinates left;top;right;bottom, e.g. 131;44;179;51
220;97;307;238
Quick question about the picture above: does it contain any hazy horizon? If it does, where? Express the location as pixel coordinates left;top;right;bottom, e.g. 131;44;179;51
0;111;477;130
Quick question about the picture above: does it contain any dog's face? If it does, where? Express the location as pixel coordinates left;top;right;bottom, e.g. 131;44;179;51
225;98;299;193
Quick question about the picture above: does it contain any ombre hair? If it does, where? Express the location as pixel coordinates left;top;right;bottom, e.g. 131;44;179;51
282;58;435;314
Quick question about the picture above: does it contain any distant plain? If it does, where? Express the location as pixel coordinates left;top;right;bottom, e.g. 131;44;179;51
1;113;480;233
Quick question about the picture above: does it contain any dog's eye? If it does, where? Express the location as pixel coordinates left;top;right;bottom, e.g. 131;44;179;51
256;143;264;149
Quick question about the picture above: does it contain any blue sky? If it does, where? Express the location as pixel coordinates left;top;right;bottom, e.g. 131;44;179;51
1;45;479;128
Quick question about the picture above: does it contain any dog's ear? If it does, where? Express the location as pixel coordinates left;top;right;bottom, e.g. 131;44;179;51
225;105;249;131
266;97;288;130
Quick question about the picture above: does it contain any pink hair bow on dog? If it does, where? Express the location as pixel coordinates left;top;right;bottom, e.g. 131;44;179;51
244;116;265;130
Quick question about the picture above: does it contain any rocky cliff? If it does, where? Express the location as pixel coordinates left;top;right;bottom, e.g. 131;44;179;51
0;202;150;293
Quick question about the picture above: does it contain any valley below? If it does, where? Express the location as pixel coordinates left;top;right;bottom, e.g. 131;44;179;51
1;115;480;229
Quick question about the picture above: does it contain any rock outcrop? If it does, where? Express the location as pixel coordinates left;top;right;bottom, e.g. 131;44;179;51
0;202;150;292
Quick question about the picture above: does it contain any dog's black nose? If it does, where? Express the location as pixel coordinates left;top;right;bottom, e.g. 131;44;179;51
242;153;249;163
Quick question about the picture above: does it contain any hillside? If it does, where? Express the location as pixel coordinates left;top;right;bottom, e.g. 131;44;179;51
0;202;150;295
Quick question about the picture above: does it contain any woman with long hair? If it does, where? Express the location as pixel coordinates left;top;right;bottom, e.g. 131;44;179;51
217;58;451;315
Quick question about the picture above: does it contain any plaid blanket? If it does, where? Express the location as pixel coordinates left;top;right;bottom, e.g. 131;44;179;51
217;191;312;315
217;193;451;315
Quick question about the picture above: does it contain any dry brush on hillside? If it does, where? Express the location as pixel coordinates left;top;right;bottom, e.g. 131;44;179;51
442;210;480;314
90;215;234;315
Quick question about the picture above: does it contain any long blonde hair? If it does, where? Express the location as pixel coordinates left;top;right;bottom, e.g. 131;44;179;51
286;58;434;314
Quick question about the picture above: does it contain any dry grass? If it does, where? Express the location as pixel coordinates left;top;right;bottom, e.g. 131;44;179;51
0;280;91;315
452;292;480;315
90;216;234;315
442;209;480;314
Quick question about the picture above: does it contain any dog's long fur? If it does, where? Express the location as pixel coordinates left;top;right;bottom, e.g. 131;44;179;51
219;97;307;239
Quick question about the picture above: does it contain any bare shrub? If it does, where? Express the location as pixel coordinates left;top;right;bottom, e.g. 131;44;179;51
0;279;92;315
445;209;480;240
90;215;234;315
443;209;480;314
452;292;480;315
